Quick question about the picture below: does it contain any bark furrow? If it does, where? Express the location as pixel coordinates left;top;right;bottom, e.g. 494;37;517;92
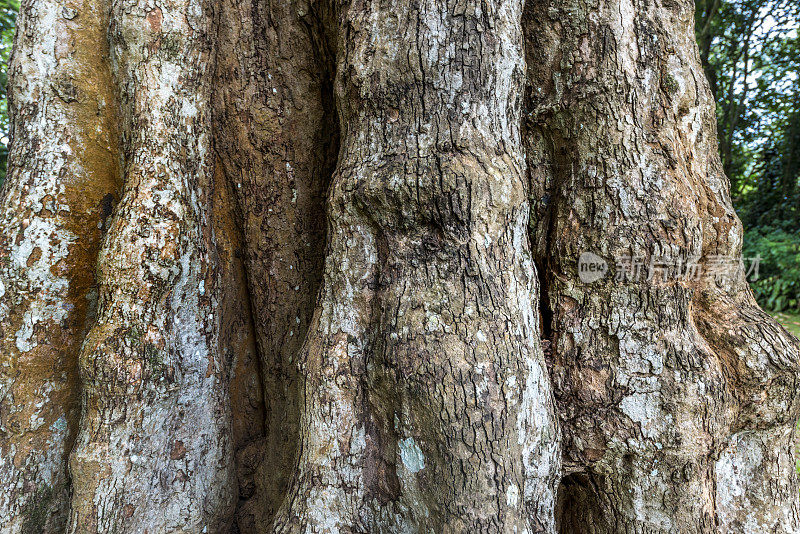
213;0;338;528
0;0;797;531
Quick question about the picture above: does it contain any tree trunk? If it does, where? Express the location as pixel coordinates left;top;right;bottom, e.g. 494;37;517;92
0;0;120;530
66;0;236;531
0;0;797;532
524;0;800;531
270;0;561;530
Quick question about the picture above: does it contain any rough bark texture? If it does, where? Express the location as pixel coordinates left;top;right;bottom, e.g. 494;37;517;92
0;0;797;531
271;0;560;531
66;0;236;531
523;0;800;531
0;0;120;530
213;160;267;533
213;0;337;528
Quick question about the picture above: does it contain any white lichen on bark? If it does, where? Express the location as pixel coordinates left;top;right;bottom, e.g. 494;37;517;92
0;0;797;531
66;0;235;531
0;0;119;529
525;0;800;530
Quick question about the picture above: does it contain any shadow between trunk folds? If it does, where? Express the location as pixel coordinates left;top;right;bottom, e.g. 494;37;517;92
212;0;339;530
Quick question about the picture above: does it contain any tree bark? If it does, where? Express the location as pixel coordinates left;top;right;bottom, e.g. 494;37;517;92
66;0;236;531
213;0;337;528
524;0;800;531
0;0;797;532
271;0;561;531
0;0;120;530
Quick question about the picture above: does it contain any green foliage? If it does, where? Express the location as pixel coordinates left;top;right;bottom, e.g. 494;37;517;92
743;227;800;312
696;0;800;193
0;0;18;185
773;311;800;337
696;0;800;312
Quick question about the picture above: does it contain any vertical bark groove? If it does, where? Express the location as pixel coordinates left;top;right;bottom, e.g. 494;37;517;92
213;0;338;529
212;159;267;534
0;0;797;531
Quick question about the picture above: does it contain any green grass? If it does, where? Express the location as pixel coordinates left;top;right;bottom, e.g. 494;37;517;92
772;311;800;338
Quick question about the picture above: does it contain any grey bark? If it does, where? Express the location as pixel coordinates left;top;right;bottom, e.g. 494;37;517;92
271;0;560;531
66;0;236;531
